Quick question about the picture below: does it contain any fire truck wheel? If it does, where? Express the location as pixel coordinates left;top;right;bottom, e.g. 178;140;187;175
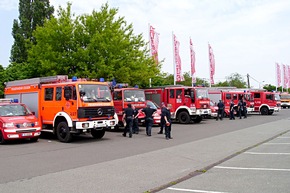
56;122;73;143
0;132;6;144
30;137;39;142
178;112;190;124
91;129;105;139
260;107;269;115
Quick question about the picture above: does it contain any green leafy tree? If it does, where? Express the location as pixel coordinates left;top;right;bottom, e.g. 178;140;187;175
214;73;247;88
10;0;54;63
27;3;160;87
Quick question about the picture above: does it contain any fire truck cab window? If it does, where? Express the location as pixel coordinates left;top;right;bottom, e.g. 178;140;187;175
266;94;273;100
226;93;232;100
254;93;260;98
45;88;54;101
170;90;174;98
64;86;74;100
55;87;62;101
176;89;182;98
113;91;122;100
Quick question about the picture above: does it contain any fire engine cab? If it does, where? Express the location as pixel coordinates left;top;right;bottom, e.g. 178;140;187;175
144;86;211;124
208;88;254;117
111;84;147;127
5;75;117;142
0;98;41;144
249;89;280;115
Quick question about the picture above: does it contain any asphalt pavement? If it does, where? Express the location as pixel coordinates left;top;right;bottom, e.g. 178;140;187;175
0;112;289;193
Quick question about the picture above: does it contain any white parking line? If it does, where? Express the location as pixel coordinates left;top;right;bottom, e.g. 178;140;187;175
245;152;290;155
264;143;290;145
214;166;290;172
167;187;229;193
277;137;290;138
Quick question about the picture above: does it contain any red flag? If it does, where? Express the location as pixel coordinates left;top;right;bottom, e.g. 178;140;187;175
173;34;184;82
276;63;281;87
287;65;290;88
190;38;196;85
283;64;288;88
208;43;215;84
149;25;159;64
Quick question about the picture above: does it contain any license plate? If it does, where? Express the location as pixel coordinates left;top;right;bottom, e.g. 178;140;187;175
22;133;33;136
204;111;208;114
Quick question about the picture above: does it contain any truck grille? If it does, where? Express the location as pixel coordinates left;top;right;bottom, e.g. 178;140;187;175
78;106;115;118
16;129;37;133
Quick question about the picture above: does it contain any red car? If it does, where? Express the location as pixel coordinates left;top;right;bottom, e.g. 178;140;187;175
138;100;161;125
0;99;41;144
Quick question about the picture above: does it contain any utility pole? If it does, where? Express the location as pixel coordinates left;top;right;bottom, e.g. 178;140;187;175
247;73;250;88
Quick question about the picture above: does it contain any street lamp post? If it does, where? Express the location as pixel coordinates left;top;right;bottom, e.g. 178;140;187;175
259;81;265;89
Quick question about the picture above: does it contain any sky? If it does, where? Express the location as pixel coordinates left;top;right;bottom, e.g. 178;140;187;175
1;0;290;88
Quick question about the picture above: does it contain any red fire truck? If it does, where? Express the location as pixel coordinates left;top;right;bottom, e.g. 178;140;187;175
5;75;117;142
144;86;211;124
112;85;147;127
248;89;280;115
0;99;41;144
208;88;254;117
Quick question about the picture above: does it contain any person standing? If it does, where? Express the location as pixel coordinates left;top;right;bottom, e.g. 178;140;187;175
242;100;247;118
216;100;225;121
238;99;244;119
142;104;157;136
229;100;235;120
164;104;172;140
132;105;140;134
122;104;134;138
158;102;166;134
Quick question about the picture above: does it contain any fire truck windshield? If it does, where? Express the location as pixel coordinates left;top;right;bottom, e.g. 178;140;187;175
124;90;145;102
196;89;209;99
78;84;112;102
275;93;281;101
0;104;32;116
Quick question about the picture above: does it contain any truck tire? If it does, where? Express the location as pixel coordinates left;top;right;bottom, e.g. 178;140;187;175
194;116;202;123
91;129;105;139
178;111;190;124
260;107;269;115
0;132;6;144
56;122;73;143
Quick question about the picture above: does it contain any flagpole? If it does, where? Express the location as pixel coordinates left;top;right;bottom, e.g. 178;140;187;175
208;42;212;88
275;63;277;92
173;31;176;85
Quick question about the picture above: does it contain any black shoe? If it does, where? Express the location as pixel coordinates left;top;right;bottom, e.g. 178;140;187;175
166;137;169;140
147;134;151;136
158;132;163;134
169;137;173;139
129;135;132;138
135;132;139;134
122;134;126;137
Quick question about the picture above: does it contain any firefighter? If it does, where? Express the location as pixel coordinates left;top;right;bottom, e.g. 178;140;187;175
216;100;225;121
122;104;134;138
229;100;235;120
142;104;157;136
238;99;244;119
164;103;173;140
132;105;140;134
158;102;167;134
242;100;247;118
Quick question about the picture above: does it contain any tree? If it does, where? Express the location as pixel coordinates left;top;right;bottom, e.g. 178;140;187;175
10;0;54;63
27;3;160;87
214;73;247;88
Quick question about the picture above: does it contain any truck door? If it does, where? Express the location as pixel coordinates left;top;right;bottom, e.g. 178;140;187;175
41;87;57;124
63;85;77;119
